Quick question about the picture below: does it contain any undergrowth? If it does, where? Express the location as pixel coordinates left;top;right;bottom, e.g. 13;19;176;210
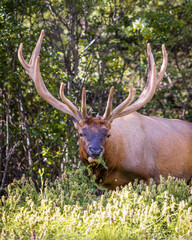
0;168;192;239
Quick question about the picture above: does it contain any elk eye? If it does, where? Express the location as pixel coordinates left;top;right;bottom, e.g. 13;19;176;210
79;133;84;137
106;134;111;138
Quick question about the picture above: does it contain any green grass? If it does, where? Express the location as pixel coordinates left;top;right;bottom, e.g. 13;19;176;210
1;169;192;239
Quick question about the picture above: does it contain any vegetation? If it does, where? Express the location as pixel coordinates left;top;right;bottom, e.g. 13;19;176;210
1;173;192;239
0;0;192;238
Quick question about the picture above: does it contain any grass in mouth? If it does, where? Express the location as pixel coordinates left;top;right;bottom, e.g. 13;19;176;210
97;154;108;169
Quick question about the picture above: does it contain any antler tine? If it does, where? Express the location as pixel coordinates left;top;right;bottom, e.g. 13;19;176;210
18;30;82;121
103;86;114;119
139;44;155;96
107;85;136;122
59;83;82;121
146;43;154;90
81;87;87;119
18;30;45;77
135;43;155;100
18;43;30;70
157;45;168;85
29;30;45;67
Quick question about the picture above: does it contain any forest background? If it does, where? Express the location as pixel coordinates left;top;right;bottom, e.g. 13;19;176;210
0;0;192;193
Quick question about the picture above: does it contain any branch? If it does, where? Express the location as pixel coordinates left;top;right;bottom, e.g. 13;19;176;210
18;91;33;167
0;90;11;191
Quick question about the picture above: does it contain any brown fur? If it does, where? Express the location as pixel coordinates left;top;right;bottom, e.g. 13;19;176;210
78;116;111;129
75;114;192;190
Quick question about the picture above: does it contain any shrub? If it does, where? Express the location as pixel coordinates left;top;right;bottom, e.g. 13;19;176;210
1;173;192;239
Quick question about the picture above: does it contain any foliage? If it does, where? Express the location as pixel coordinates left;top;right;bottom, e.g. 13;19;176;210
1;1;191;238
1;0;192;190
1;175;192;239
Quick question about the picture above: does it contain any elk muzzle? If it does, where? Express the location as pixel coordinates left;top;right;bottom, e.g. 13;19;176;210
88;146;104;158
87;145;104;164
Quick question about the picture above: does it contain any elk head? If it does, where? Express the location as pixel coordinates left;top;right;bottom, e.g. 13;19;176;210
73;116;111;165
18;30;168;167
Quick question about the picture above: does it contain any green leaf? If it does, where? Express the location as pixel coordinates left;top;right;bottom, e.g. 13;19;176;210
97;155;108;169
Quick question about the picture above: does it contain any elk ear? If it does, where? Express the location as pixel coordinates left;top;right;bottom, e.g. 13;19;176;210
72;116;80;129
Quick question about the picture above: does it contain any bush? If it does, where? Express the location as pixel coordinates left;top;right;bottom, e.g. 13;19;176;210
1;173;192;239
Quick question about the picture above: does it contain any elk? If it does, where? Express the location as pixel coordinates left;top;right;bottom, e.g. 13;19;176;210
18;30;192;190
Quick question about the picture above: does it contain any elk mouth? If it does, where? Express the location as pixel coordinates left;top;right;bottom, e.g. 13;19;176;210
88;157;100;164
87;148;104;165
87;155;108;169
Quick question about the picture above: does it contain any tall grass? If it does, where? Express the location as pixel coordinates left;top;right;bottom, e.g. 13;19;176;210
0;169;192;239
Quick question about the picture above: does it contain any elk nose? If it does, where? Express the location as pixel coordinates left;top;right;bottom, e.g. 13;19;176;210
89;146;103;158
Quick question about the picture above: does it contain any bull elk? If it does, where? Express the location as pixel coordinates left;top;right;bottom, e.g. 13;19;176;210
18;30;192;190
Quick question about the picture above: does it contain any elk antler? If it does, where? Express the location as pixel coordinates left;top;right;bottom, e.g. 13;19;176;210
104;43;168;122
103;86;114;119
18;30;84;122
